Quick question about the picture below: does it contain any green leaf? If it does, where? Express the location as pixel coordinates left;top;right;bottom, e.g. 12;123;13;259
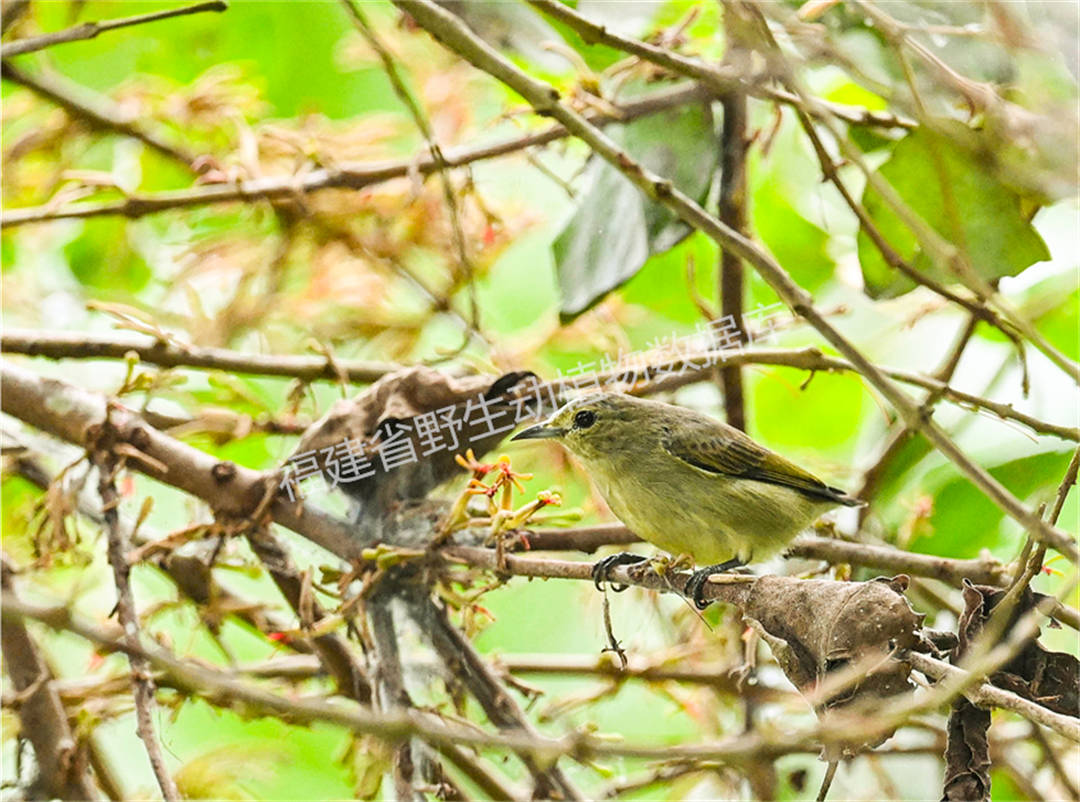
620;230;717;325
63;218;151;295
553;100;717;320
749;368;868;461
917;449;1074;559
752;185;836;294
857;125;1050;299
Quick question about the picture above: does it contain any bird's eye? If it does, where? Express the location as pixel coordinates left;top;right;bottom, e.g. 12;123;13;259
573;410;597;429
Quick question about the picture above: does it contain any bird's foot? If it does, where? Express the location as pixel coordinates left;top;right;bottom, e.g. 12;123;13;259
591;552;649;592
685;558;746;610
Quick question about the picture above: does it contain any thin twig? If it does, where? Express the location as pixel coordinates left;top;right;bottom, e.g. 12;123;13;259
907;651;1080;743
1;1;228;57
0;82;711;227
7;329;1077;440
1;62;198;169
89;422;180;801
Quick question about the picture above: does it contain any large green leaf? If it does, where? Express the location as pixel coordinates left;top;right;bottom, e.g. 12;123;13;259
916;449;1074;559
752;185;836;294
857;125;1050;298
64;217;151;295
552;100;717;320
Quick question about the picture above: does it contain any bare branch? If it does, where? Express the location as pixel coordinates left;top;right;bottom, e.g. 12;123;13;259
519;522;1008;586
0;361;364;560
716;30;750;431
0;557;101;801
2;328;400;384
0;82;709;227
907;651;1080;743
7;331;1077;440
1;61;198;169
1;1;228;57
89;425;180;801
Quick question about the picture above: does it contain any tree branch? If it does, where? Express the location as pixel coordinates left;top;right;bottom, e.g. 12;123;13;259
2;328;399;383
90;425;180;801
7;331;1076;440
907;651;1080;743
517;522;1010;587
523;0;915;131
1;61;198;169
0;1;227;57
0;557;101;801
0;593;813;763
0;82;710;227
0;360;364;560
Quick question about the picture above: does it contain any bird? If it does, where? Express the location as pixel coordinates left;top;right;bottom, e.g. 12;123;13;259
512;392;862;608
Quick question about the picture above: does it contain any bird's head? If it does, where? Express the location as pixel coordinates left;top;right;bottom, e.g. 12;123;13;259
511;392;646;461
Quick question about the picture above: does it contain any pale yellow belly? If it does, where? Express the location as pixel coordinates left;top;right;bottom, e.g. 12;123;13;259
594;460;827;565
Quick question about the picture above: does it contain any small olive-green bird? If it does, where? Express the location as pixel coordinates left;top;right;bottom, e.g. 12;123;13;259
512;392;861;607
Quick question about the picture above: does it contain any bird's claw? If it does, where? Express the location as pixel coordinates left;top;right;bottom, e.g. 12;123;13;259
591;552;648;592
684;558;746;610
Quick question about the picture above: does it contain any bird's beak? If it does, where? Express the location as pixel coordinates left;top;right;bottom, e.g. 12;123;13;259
512;422;565;441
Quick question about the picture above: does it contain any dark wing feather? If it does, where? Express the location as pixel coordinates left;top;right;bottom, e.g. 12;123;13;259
661;419;859;506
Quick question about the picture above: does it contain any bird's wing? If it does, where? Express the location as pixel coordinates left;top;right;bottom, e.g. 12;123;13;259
661;421;858;506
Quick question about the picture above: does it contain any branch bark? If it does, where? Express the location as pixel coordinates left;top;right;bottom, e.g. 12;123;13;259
7;332;1076;440
907;651;1080;743
1;62;198;169
0;557;101;801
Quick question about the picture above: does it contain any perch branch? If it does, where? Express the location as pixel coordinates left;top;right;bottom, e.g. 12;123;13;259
518;522;1010;587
